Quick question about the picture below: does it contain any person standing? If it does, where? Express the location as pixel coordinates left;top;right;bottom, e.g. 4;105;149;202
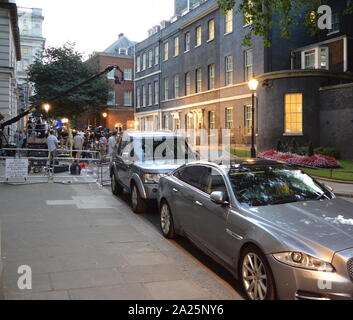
108;132;117;156
47;130;59;166
99;133;107;156
73;132;84;159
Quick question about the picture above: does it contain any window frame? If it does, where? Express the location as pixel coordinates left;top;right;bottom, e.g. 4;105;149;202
284;93;303;135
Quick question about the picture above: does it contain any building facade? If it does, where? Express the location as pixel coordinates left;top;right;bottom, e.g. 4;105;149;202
135;0;353;158
16;6;45;130
0;0;21;143
80;34;136;131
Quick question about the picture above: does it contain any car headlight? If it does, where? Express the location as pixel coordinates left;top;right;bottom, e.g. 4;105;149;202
273;252;335;272
143;173;165;184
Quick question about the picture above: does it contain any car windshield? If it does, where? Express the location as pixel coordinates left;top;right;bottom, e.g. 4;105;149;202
228;166;331;207
133;137;195;161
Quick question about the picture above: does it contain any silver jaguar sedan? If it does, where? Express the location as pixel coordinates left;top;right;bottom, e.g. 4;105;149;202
158;159;353;300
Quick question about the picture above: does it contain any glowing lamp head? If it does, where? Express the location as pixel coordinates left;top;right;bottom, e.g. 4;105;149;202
248;78;259;92
102;112;108;118
61;118;69;124
43;104;50;112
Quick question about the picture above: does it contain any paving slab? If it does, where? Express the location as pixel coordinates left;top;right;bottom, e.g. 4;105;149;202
144;280;213;300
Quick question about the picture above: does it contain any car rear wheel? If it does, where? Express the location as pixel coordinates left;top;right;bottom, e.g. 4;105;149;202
240;246;276;300
160;201;176;239
111;173;123;195
131;183;147;214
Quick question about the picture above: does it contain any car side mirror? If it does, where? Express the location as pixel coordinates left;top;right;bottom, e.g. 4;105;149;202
324;184;334;193
210;191;227;205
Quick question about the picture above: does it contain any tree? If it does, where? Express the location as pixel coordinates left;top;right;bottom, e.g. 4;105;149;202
28;43;112;119
217;0;353;46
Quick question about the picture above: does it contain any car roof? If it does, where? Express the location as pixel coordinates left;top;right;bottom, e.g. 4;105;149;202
184;159;291;171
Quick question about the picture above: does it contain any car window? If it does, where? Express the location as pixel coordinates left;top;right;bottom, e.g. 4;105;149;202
177;166;209;190
207;169;228;196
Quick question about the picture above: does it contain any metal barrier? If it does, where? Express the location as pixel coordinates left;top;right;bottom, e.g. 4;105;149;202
0;147;105;185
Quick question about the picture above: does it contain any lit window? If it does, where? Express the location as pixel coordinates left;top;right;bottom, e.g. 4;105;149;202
208;64;215;90
164;42;169;61
174;74;180;98
244;0;254;25
225;56;233;86
174;37;179;56
208;19;215;41
225;10;233;34
285;94;303;134
185;32;191;52
185;72;191;96
225;108;233;129
196;68;202;93
22;47;30;55
196;26;202;47
244;49;253;82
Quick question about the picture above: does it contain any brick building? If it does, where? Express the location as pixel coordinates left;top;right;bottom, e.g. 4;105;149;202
79;33;136;131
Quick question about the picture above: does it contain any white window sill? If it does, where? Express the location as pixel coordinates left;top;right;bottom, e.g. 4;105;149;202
243;22;253;28
327;30;339;36
184;50;190;54
173;54;179;58
207;38;215;43
224;31;233;36
283;133;303;136
195;44;201;48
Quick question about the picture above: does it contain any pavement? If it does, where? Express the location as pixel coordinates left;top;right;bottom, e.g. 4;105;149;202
317;179;353;198
0;182;243;300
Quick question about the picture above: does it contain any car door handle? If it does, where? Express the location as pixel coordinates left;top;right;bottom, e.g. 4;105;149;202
172;188;179;193
195;201;203;207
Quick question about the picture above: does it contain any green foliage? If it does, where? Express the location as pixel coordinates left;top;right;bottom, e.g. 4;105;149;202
308;141;314;156
217;0;353;47
28;43;111;119
314;147;341;159
0;113;4;121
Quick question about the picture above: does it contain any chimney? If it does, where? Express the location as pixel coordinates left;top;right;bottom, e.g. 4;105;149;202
118;33;124;39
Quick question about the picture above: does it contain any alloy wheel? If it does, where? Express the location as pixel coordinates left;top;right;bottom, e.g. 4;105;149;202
242;252;268;300
160;204;171;235
131;186;138;209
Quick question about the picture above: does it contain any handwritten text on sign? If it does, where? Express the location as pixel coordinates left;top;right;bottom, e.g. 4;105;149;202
5;159;29;179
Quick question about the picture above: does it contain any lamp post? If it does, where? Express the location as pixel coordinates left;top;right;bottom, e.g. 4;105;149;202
248;78;259;158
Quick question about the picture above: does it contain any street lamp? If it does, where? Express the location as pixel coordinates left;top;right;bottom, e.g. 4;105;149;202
43;103;50;113
61;118;69;124
102;112;108;118
248;78;259;158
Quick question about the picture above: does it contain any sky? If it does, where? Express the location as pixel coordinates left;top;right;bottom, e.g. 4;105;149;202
16;0;174;56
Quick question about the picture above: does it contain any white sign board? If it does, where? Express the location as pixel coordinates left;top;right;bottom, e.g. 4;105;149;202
5;159;29;180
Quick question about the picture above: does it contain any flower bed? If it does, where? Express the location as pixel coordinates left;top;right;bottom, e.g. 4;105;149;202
260;150;340;169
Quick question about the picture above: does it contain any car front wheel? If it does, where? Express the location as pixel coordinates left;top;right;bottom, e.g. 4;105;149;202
111;173;123;195
131;183;147;214
240;246;276;300
160;201;176;239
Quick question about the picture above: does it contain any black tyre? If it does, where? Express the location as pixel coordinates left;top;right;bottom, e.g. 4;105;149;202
131;183;147;214
239;245;276;300
160;201;176;239
111;173;123;195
